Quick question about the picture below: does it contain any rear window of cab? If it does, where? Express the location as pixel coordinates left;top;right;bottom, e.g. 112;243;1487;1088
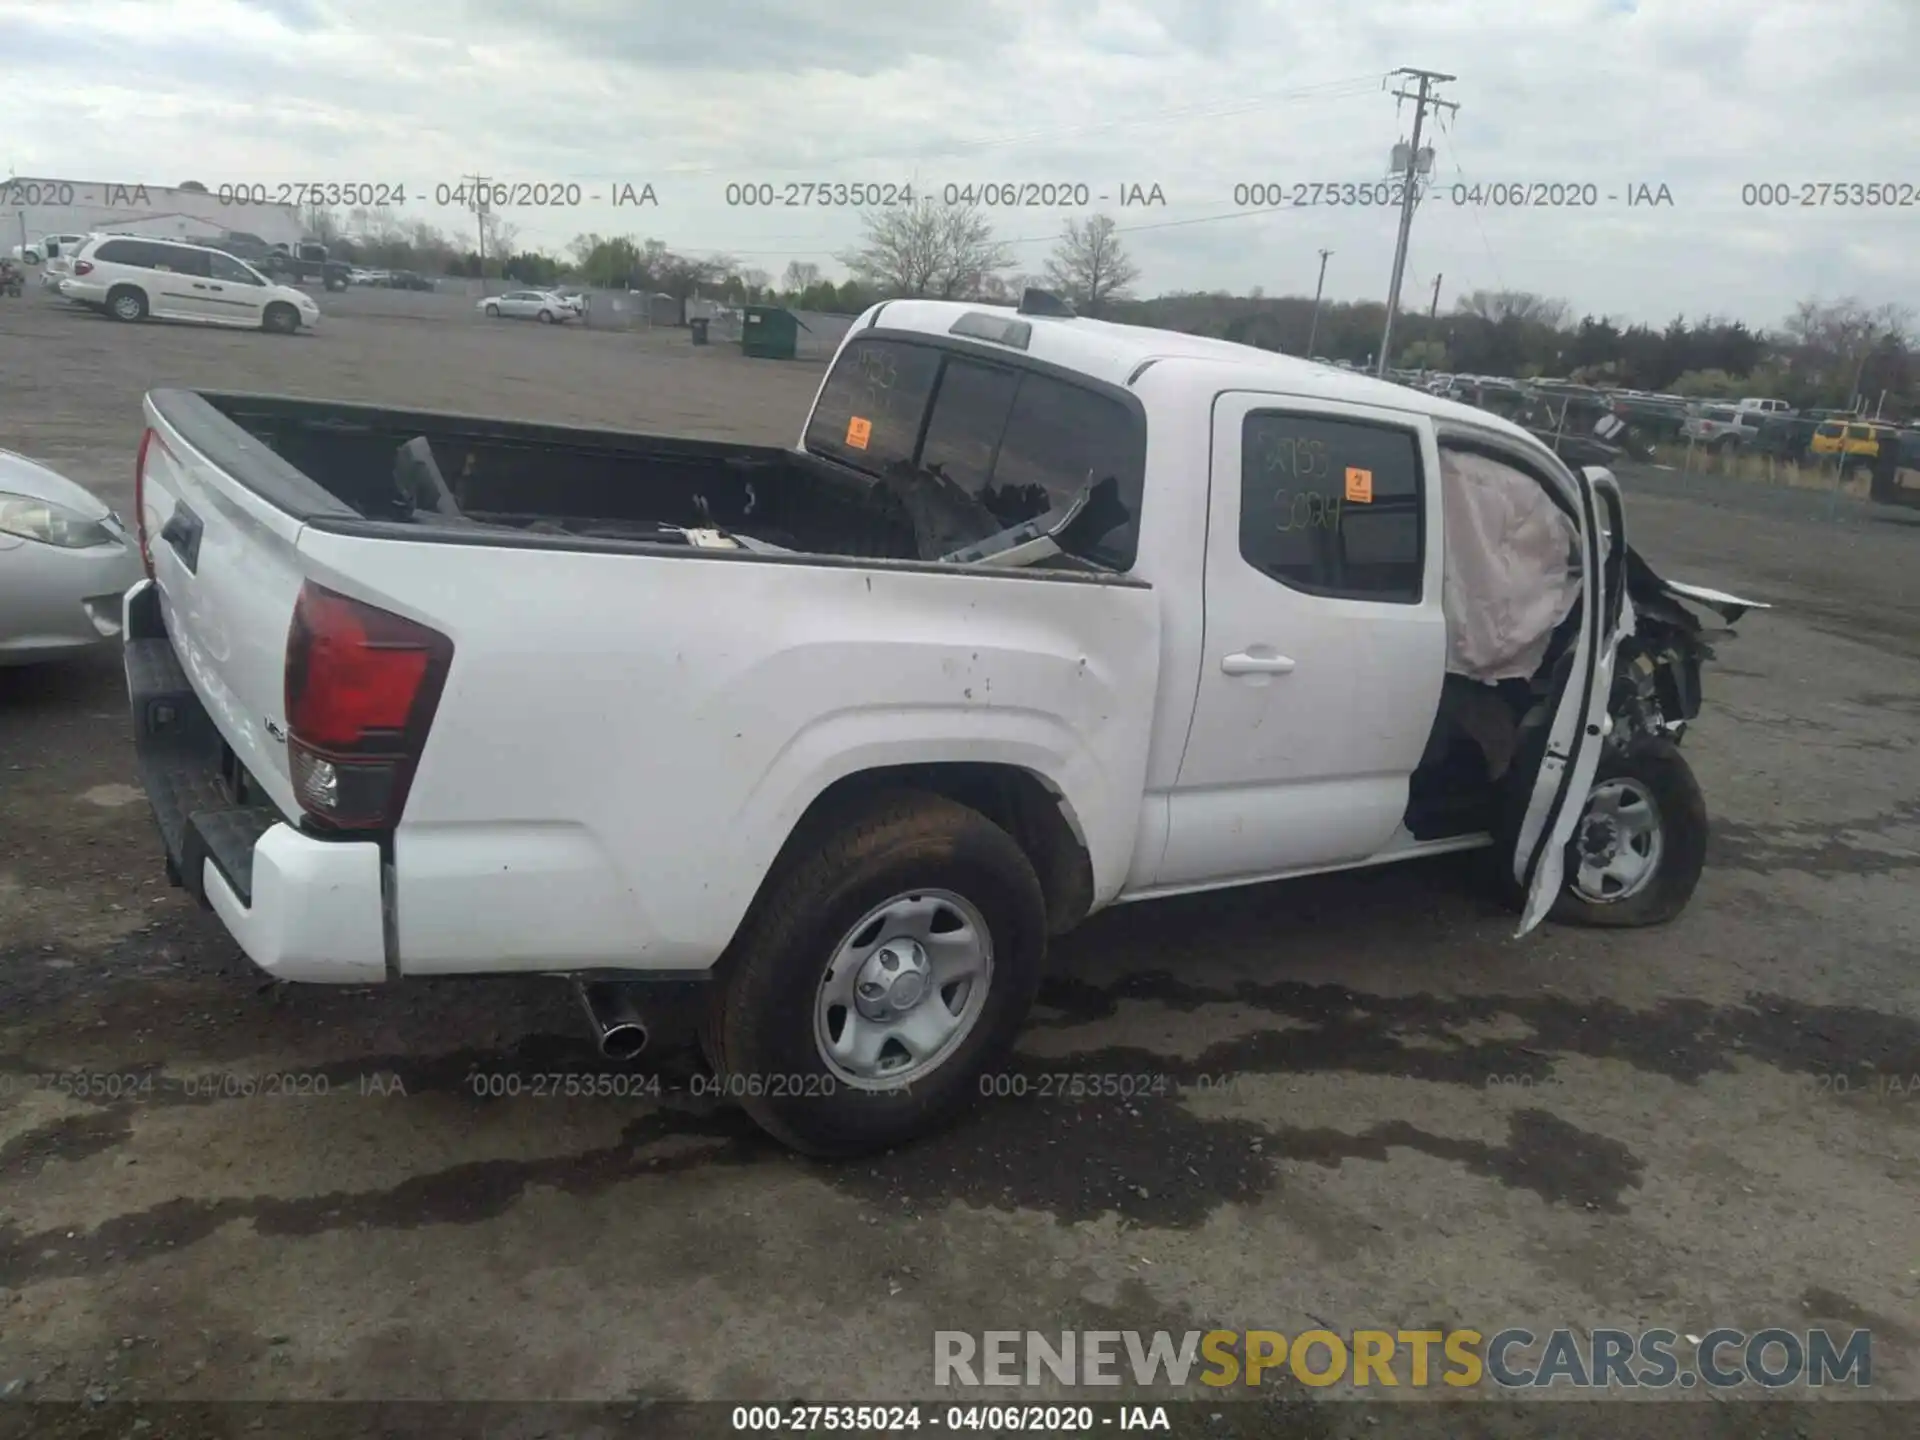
804;334;1147;570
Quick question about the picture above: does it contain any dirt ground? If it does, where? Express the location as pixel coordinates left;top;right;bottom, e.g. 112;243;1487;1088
1;289;1917;1425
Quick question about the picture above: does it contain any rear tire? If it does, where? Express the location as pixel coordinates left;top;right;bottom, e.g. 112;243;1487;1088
704;789;1047;1157
107;287;147;322
263;302;300;335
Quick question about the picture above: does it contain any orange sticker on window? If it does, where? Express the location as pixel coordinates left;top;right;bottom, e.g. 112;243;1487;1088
1345;466;1374;503
846;416;873;450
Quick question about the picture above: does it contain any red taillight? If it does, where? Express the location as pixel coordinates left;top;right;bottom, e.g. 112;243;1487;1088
134;427;159;579
284;583;453;831
74;259;94;275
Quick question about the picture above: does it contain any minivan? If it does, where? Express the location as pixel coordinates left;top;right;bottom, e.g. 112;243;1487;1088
60;236;321;334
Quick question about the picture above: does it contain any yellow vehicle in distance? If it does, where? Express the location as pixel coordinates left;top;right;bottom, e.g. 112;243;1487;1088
1809;418;1899;469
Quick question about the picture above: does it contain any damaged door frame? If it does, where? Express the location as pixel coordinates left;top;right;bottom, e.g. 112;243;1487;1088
1428;421;1630;935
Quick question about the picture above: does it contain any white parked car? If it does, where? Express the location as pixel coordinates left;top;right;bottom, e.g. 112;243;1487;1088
119;295;1766;1156
11;232;89;265
61;236;321;334
0;448;145;665
479;289;573;323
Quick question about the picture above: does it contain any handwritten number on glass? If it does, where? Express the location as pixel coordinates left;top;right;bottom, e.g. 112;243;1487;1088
858;347;899;419
1261;433;1330;483
1273;489;1342;532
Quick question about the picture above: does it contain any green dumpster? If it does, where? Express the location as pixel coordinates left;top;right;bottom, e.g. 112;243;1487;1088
741;305;803;360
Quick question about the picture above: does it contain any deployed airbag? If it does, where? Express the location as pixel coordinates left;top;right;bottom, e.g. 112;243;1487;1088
1440;448;1581;682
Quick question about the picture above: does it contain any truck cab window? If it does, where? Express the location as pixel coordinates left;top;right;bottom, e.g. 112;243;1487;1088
918;358;1019;495
1239;412;1423;603
990;373;1142;568
805;337;944;477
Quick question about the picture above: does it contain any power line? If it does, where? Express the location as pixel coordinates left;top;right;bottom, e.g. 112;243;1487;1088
1428;124;1507;296
206;75;1389;188
647;201;1331;259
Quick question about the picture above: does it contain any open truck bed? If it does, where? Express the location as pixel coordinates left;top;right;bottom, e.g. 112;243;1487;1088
189;391;922;558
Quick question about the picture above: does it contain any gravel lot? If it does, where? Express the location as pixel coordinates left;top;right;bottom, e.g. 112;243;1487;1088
1;288;1916;1424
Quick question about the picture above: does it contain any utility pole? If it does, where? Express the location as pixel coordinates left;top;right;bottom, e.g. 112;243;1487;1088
7;158;25;257
1429;271;1443;318
464;174;490;290
1377;68;1458;376
1305;248;1332;356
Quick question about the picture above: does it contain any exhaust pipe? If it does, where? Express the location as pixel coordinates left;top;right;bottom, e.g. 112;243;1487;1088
576;980;650;1060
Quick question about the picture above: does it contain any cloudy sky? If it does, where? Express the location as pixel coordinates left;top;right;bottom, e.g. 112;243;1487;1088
3;0;1916;328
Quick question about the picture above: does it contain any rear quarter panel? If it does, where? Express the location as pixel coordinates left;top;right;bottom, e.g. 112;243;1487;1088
293;531;1162;974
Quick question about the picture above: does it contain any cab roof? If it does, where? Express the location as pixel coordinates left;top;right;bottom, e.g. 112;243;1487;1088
858;298;1545;449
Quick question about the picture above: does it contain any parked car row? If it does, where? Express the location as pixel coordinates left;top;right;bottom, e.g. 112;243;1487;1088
349;268;436;291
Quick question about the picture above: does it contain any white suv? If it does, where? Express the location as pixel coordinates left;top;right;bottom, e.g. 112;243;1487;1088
62;236;321;334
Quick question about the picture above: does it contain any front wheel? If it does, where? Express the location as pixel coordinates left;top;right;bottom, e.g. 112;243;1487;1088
538;308;553;323
704;789;1048;1157
1548;738;1707;927
484;303;499;317
263;302;300;335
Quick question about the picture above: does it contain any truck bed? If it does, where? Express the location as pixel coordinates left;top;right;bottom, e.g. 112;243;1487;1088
189;391;920;559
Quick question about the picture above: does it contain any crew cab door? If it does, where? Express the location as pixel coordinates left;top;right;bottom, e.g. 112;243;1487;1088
1503;465;1631;934
1155;395;1447;887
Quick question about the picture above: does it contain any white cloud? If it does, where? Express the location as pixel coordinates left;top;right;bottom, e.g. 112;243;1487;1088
2;0;1914;326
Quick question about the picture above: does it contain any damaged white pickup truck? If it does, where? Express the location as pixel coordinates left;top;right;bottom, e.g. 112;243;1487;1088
122;290;1763;1155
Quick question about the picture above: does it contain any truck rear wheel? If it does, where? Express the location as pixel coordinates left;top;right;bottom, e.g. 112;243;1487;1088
704;789;1048;1157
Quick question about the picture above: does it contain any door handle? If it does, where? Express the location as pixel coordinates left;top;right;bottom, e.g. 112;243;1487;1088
191;282;209;290
1221;652;1296;676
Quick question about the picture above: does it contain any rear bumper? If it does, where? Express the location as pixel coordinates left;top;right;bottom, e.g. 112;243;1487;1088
124;579;387;984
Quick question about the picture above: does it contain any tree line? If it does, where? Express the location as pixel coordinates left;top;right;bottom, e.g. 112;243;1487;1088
299;198;1912;414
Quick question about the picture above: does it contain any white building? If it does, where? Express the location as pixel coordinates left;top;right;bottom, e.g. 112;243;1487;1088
1;177;306;257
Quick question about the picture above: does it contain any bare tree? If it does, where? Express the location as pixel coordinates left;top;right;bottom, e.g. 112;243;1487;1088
1779;297;1914;401
838;198;1011;299
301;202;341;244
783;259;822;292
1041;215;1140;316
568;233;604;268
1456;289;1571;329
480;212;520;266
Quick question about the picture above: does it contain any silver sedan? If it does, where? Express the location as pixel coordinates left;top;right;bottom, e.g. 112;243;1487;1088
0;449;145;666
478;289;574;324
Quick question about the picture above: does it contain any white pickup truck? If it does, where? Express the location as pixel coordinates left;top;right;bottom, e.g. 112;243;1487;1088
122;291;1763;1155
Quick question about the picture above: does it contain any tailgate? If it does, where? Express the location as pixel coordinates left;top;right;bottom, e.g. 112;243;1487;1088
137;391;343;822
